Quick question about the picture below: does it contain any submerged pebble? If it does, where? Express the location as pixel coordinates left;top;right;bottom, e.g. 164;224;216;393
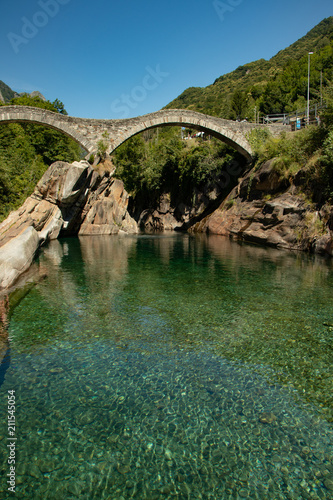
324;478;333;491
259;411;277;424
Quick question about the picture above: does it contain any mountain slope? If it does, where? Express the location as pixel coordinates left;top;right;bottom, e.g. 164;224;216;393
165;17;333;119
0;81;17;103
0;81;46;103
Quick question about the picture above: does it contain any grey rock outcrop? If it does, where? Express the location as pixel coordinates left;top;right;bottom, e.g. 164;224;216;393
138;194;192;232
79;178;138;235
137;179;238;232
29;91;46;101
0;160;138;290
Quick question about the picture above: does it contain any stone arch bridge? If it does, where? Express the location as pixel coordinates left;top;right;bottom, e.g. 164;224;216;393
0;106;285;161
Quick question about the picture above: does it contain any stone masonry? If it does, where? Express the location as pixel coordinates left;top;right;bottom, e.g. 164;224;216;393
0;106;286;160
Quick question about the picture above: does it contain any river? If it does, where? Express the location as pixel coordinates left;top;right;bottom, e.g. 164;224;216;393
0;234;332;499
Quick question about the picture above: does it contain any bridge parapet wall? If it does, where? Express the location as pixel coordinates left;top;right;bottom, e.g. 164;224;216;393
0;106;287;159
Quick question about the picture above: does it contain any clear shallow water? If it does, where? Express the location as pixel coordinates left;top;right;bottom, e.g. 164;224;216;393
0;234;333;499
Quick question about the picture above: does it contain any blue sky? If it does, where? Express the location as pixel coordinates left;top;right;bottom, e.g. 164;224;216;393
1;0;332;119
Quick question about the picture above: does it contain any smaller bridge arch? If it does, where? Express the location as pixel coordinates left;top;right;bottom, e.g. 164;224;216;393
0;106;95;153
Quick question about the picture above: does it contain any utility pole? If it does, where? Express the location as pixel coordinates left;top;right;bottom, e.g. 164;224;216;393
307;52;313;126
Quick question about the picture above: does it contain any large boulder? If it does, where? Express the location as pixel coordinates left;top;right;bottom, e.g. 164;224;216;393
239;159;289;199
0;196;63;248
36;161;90;206
0;227;40;290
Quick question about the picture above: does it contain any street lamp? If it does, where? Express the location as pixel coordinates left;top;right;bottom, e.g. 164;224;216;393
307;51;313;126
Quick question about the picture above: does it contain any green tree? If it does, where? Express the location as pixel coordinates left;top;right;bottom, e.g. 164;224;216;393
0;96;82;221
230;90;248;120
6;94;57;111
113;126;246;209
52;99;68;115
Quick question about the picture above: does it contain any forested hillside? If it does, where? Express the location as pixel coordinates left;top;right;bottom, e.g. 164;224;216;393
165;17;333;120
0;95;82;221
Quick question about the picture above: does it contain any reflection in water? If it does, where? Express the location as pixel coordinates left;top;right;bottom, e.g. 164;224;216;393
79;234;136;294
0;234;332;499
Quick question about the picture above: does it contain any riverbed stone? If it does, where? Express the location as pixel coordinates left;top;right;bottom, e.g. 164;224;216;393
324;477;333;491
259;411;277;424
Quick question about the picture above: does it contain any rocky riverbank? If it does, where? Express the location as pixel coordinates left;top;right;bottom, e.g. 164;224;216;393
190;159;333;256
0;159;138;291
1;156;333;294
0;156;332;369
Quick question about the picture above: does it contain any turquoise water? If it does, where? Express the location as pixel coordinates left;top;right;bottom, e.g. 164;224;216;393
0;234;333;499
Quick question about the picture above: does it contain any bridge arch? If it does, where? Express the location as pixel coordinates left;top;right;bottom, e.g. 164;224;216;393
0;106;95;153
108;110;253;160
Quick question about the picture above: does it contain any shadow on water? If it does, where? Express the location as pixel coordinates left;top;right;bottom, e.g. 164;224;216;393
0;347;10;388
